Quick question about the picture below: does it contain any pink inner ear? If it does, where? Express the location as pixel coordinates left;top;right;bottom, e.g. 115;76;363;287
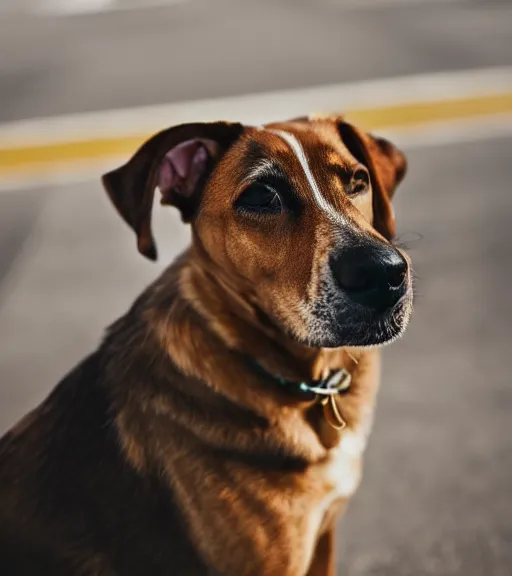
157;139;212;199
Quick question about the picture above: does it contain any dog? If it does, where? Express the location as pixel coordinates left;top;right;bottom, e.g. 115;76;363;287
0;115;412;576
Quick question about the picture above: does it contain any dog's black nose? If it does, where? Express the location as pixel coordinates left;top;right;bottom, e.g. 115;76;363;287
330;244;408;311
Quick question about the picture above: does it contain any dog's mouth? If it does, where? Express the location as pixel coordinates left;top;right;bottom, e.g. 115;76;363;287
304;275;414;349
360;289;413;346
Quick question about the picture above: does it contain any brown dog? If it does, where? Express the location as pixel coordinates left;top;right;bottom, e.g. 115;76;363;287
0;116;412;576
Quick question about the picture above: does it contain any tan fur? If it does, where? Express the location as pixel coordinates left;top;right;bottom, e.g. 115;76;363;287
105;249;382;575
0;116;410;576
103;116;409;575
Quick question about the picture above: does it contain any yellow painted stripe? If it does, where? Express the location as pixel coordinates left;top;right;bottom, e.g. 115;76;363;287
344;91;512;130
1;91;511;175
0;136;145;174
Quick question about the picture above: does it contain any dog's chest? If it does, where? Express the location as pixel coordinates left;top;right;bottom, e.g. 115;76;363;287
297;431;365;568
189;430;365;576
258;433;364;575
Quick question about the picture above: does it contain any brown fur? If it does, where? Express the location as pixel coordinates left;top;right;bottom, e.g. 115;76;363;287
0;116;410;575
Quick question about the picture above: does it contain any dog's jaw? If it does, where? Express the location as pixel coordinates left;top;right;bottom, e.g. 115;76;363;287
302;274;414;349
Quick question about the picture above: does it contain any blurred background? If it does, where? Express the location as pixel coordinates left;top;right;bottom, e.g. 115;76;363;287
0;0;511;574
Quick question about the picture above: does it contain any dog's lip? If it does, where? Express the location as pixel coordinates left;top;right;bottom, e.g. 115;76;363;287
357;290;413;347
305;276;413;348
356;284;413;331
379;284;413;316
388;288;411;311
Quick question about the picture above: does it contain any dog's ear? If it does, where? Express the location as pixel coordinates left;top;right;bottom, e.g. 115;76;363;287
337;120;407;240
102;121;244;260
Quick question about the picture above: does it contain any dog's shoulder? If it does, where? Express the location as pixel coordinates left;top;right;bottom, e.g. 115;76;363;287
0;352;111;573
0;336;209;575
0;352;114;517
0;352;104;461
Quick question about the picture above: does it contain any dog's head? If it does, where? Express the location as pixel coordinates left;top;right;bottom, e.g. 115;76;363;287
102;117;412;348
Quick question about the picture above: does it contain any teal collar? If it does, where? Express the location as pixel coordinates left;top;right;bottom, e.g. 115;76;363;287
277;368;352;399
250;359;353;430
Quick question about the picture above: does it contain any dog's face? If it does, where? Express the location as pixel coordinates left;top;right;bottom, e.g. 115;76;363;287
103;117;412;348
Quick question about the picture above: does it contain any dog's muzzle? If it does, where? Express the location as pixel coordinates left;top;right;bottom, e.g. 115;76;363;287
329;243;408;313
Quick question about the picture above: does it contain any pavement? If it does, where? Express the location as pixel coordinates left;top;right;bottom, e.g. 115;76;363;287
0;1;511;574
1;0;512;121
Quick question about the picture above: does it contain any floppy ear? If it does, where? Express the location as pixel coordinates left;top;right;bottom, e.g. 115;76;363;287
102;121;244;260
337;121;407;240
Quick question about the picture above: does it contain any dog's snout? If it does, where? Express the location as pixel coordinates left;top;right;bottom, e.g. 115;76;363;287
330;244;408;311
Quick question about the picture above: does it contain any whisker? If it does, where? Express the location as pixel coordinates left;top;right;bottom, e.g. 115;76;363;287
394;231;423;251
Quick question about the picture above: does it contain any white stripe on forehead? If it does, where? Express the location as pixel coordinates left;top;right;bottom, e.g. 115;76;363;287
267;129;343;222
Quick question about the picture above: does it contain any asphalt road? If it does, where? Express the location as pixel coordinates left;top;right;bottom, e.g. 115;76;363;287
1;0;511;121
0;1;511;575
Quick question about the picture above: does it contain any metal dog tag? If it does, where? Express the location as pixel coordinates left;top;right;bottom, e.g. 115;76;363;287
321;395;347;430
324;368;352;394
319;368;351;429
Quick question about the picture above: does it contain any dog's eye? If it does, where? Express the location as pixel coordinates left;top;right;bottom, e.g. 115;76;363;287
235;183;283;215
349;168;370;196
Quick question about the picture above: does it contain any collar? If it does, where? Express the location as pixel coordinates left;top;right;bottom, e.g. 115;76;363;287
252;360;353;430
277;368;352;398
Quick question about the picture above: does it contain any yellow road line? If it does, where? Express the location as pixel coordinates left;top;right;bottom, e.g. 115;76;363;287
1;91;512;176
345;91;512;130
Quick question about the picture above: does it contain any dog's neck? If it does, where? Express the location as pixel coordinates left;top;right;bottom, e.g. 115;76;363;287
108;247;381;468
147;247;374;419
180;243;353;383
